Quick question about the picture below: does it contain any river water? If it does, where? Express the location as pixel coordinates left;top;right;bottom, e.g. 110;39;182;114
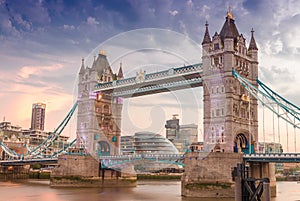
0;180;299;201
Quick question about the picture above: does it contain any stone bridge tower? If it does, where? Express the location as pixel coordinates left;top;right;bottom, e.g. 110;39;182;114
202;11;259;153
77;51;123;157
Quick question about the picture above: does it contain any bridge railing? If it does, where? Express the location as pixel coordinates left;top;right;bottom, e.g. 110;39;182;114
244;153;300;157
243;153;300;162
98;153;185;160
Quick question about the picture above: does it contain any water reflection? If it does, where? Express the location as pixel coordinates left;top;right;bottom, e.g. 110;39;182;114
0;180;298;201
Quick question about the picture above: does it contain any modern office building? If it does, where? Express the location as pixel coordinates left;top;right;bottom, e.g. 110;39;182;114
165;116;198;154
31;103;46;131
165;114;180;142
120;136;134;155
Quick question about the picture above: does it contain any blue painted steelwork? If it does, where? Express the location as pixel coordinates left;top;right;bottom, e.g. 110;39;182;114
0;139;76;165
94;63;203;97
232;69;300;129
0;141;20;158
0;102;78;159
99;152;300;168
99;152;300;167
3;152;300;166
243;153;300;163
28;102;78;158
51;138;77;158
99;154;185;168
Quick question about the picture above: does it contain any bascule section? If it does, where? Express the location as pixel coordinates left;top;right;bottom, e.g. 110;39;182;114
77;51;123;157
202;10;259;154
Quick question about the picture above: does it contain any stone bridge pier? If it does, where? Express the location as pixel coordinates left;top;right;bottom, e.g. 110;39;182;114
181;152;276;198
248;162;276;197
181;152;243;198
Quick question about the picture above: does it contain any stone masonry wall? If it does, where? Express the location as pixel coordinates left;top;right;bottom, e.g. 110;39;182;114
50;154;137;187
51;154;99;178
182;152;243;198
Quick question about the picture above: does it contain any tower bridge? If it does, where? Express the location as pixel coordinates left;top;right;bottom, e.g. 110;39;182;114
1;9;300;199
75;9;260;157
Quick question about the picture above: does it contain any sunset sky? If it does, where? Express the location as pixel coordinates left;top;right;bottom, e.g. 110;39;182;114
1;0;300;150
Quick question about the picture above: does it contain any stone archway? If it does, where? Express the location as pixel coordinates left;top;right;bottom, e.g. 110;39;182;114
96;141;110;156
233;133;252;154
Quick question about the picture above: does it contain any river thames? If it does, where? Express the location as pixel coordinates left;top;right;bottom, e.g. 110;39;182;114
0;180;299;201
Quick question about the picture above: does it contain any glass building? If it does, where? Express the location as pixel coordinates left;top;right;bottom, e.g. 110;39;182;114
133;131;178;154
120;136;134;155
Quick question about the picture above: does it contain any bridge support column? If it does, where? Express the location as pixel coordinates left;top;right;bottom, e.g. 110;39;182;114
50;154;136;187
181;152;243;198
248;162;276;197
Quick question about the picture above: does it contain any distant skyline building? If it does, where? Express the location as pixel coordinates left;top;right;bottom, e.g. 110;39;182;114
133;132;178;154
165;114;180;142
120;136;134;155
165;115;198;154
0;121;27;160
30;103;46;131
258;142;283;154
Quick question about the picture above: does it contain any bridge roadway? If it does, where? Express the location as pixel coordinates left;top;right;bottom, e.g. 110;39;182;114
1;153;300;166
0;158;58;166
243;153;300;163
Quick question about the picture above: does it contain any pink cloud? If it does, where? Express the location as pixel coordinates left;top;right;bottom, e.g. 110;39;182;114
17;63;63;79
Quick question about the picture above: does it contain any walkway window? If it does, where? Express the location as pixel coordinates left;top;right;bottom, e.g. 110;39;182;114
221;133;225;143
214;43;219;50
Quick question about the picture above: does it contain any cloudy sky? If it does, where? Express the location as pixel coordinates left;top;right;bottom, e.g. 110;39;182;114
1;0;300;150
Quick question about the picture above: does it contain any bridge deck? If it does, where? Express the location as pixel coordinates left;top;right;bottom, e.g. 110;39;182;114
243;153;300;163
2;153;300;166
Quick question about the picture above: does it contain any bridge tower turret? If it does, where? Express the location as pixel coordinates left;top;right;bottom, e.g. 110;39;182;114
77;51;123;157
202;10;258;153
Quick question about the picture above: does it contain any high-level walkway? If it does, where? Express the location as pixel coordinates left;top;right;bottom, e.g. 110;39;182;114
94;63;203;97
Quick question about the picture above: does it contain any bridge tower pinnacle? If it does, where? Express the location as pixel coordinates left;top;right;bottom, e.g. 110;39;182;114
77;52;123;157
202;12;259;153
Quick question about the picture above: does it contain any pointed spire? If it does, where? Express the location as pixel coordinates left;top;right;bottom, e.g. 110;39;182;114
202;21;211;45
220;9;239;41
79;57;85;74
117;62;124;79
248;28;258;51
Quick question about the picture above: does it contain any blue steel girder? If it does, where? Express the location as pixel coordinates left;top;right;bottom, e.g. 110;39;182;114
94;63;203;98
27;102;78;158
232;69;300;129
99;154;185;168
243;153;300;163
